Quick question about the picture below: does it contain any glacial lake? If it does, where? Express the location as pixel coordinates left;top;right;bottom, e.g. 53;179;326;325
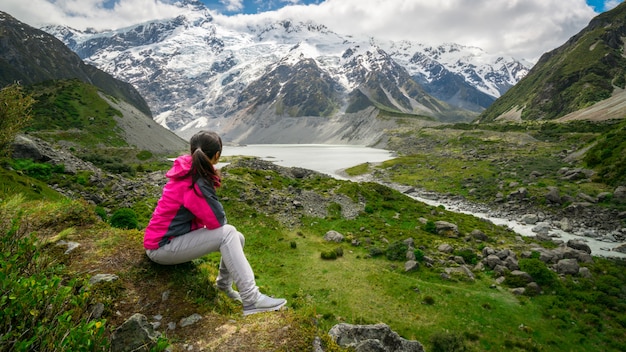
219;144;625;259
220;144;395;179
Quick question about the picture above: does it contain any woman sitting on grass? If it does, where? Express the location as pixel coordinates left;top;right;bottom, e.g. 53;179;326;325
143;130;286;316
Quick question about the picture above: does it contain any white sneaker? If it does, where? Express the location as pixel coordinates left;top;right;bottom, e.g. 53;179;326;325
243;294;287;316
217;286;242;303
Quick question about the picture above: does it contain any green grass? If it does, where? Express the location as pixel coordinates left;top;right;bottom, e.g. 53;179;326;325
3;158;626;350
25;79;126;148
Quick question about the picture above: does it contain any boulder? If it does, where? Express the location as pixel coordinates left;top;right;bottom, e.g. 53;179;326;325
405;260;419;272
484;254;504;269
470;229;489;241
614;186;626;203
521;214;539;225
531;222;551;236
328;323;424;352
437;243;454;253
435;221;459;236
324;230;344;243
566;239;591;254
545;187;562;204
111;313;160;352
556;259;579;275
509;270;533;284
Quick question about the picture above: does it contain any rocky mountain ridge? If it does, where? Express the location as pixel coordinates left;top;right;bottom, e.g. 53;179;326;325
39;0;530;143
479;2;626;122
0;12;151;118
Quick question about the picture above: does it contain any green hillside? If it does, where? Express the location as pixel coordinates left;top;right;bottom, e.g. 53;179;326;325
479;2;626;122
25;79;127;147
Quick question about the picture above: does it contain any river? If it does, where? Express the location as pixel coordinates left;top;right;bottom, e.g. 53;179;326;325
221;144;626;259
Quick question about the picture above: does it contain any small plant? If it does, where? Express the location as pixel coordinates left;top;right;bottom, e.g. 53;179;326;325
519;258;559;288
334;246;344;257
385;240;409;261
94;206;108;221
369;247;384;257
0;84;34;157
321;250;338;260
454;248;478;265
424;220;437;234
290;241;297;249
430;331;467;352
423;295;435;305
414;248;425;262
110;208;139;229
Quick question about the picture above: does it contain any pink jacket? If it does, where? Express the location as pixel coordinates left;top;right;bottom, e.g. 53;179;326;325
143;155;226;250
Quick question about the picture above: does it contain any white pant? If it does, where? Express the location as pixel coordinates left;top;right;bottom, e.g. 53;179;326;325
146;224;260;304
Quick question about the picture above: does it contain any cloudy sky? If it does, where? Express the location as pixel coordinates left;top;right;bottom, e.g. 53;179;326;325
2;0;624;62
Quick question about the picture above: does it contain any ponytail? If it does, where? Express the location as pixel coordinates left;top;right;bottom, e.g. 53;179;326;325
187;131;223;190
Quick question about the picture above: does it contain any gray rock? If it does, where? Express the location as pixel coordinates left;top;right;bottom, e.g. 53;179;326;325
567;239;591;254
556;259;580;275
324;230;344;243
521;214;539;225
437;243;454;253
470;229;489;241
578;193;597;203
111;313;160;352
545;187;562;204
558;217;573;232
328;323;424;352
532;222;551;235
509;270;533;284
179;313;202;327
614;186;626;203
89;273;119;285
508;187;528;201
579;267;592;279
485;254;504;269
404;260;419;272
435;221;459;236
510;287;526;295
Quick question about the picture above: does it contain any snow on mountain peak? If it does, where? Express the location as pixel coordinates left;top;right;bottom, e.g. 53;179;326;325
43;9;530;133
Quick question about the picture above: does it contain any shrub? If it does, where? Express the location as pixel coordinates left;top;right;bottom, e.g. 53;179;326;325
386;241;409;261
414;248;425;262
321;250;338;260
11;159;64;181
369;247;384;257
95;206;108;221
424;220;437;234
0;200;108;351
454;249;478;265
430;331;467;352
334;246;344;257
423;295;435;305
0;84;34;157
136;150;153;161
110;208;139;229
519;258;559;288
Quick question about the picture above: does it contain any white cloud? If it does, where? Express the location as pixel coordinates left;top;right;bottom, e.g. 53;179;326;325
604;0;622;10
2;0;189;30
2;0;600;62
220;0;244;12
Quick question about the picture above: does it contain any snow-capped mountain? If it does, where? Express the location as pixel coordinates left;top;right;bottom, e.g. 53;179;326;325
42;0;530;142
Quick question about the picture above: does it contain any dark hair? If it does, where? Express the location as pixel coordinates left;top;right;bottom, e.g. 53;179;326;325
188;130;222;189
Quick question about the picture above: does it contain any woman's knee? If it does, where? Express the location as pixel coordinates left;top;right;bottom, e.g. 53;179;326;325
223;224;245;246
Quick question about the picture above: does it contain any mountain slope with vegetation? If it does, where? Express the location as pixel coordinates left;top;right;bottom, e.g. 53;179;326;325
478;2;626;122
2;81;626;351
0;11;151;118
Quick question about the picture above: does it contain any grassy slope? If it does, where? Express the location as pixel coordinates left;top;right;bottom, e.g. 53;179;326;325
3;145;626;351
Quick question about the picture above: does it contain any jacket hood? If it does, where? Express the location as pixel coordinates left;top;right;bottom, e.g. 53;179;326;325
165;154;221;188
166;155;192;179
